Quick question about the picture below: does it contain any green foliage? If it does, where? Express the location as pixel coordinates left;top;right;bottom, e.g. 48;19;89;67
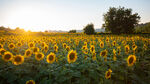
135;22;150;33
68;30;76;33
102;7;140;34
83;23;95;35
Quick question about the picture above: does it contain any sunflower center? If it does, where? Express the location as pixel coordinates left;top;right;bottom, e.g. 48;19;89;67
33;48;37;52
26;51;31;56
102;51;106;56
15;56;21;62
129;57;134;64
4;54;11;60
69;53;75;60
107;71;111;77
37;54;42;58
91;47;94;51
49;55;54;61
10;44;14;48
30;44;33;47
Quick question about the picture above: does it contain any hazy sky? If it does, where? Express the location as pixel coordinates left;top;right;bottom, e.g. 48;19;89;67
0;0;150;31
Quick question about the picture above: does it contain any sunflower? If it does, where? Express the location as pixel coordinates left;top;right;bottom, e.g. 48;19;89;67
63;43;67;48
125;45;130;54
35;52;44;61
53;45;58;52
47;52;56;64
82;46;88;54
16;42;22;47
105;69;112;79
106;37;109;43
41;42;46;48
112;41;116;46
66;46;70;51
2;52;13;62
28;42;35;48
44;45;49;53
117;46;121;56
0;48;6;55
132;44;137;51
100;50;107;57
100;41;104;48
24;49;32;58
113;49;116;61
90;45;95;53
32;47;39;54
127;55;136;66
8;43;15;49
12;55;24;65
26;80;35;84
92;52;96;61
67;50;77;63
0;44;3;49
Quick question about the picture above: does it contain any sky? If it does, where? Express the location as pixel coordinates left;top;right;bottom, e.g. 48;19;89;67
0;0;150;32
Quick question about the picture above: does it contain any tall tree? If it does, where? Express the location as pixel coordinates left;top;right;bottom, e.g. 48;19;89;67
102;7;140;33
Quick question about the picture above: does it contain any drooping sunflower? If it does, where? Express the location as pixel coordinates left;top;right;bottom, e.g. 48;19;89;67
125;45;130;54
100;41;104;48
47;52;56;64
26;80;35;84
0;44;3;49
0;48;6;55
35;52;44;61
32;47;39;54
100;50;108;57
8;43;15;49
28;42;35;48
105;69;112;79
24;49;32;58
67;50;77;63
90;45;95;53
2;51;13;62
127;55;136;66
12;55;24;65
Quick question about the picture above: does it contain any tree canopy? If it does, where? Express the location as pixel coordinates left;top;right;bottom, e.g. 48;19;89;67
83;23;95;35
102;7;140;34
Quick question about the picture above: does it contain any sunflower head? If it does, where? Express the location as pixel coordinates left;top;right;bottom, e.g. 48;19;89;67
12;55;24;65
17;42;22;47
63;43;67;48
100;50;107;57
35;52;44;61
100;41;104;48
32;47;39;54
0;48;6;55
24;49;32;58
90;45;95;53
66;46;70;51
44;45;49;52
26;80;35;84
28;42;35;48
112;41;116;46
132;44;137;50
2;52;13;62
105;69;112;79
92;52;96;61
125;45;130;54
67;50;77;63
8;43;15;49
47;52;56;64
53;45;58;52
127;55;136;66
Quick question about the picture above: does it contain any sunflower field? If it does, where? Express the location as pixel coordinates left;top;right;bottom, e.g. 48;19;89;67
0;33;150;84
